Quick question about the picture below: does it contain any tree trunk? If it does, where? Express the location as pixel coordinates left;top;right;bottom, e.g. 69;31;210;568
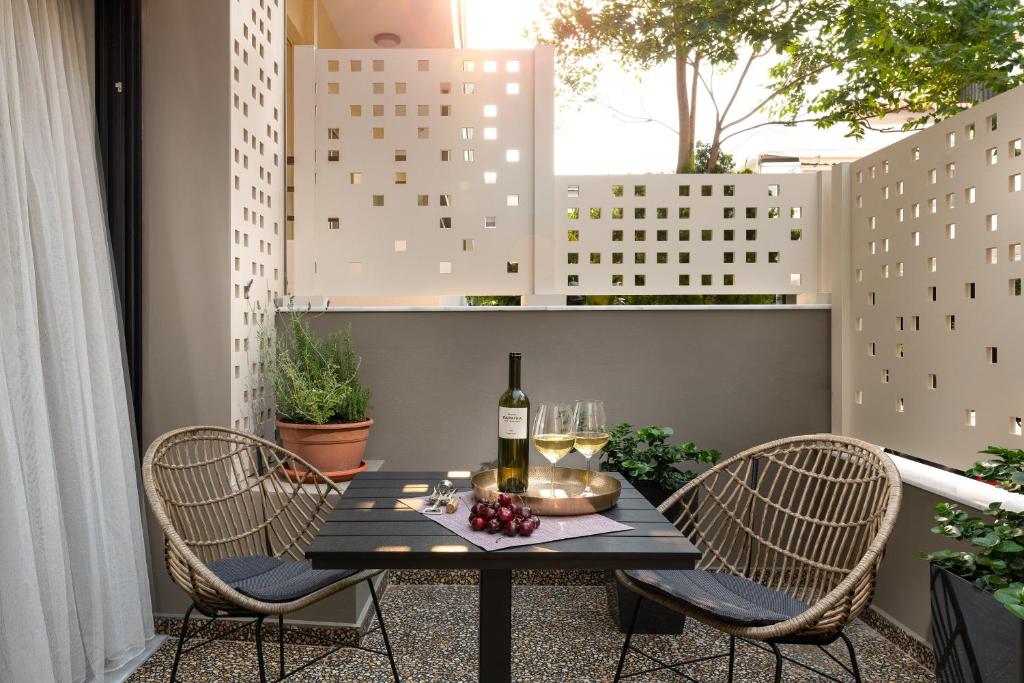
675;48;694;173
707;123;723;173
688;53;700;167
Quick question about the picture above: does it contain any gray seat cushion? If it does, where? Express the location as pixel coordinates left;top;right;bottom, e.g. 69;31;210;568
624;569;808;627
208;555;360;603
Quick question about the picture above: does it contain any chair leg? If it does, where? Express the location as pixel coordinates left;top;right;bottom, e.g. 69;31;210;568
839;631;862;683
368;578;400;682
769;641;783;683
169;605;194;683
254;616;268;683
613;595;643;683
727;635;736;682
278;614;285;680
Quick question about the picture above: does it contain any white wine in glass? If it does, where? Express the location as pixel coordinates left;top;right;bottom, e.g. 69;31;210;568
531;403;574;498
572;400;609;497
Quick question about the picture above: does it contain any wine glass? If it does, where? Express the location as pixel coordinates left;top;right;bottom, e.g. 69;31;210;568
572;400;609;497
531;403;574;498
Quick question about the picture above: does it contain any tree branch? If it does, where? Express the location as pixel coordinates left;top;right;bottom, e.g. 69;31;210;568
719;51;760;124
721;66;826;132
718;117;823;143
580;96;680;134
696;67;720;120
719;107;913;143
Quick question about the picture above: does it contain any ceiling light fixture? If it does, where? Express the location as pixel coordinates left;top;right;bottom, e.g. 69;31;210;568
373;32;401;48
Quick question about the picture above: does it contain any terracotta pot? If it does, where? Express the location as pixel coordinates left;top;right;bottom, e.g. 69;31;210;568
276;418;373;474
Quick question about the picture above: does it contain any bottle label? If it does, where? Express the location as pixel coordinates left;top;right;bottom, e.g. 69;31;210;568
498;407;528;439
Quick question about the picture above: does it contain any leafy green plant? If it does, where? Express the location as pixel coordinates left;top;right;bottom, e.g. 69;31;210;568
922;502;1024;619
262;311;370;425
600;423;720;492
995;583;1024;620
687;141;736;174
965;446;1024;491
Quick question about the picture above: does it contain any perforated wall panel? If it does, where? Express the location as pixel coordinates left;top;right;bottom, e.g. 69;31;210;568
554;174;821;294
230;0;285;435
293;49;540;296
847;88;1024;469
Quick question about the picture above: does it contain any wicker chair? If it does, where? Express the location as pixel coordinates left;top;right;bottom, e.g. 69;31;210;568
613;434;902;683
143;426;400;682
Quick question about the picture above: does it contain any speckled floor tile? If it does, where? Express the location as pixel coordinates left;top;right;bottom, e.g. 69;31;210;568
129;585;934;682
389;569;606;586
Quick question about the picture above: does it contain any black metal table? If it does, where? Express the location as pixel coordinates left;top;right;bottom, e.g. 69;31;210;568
306;470;700;682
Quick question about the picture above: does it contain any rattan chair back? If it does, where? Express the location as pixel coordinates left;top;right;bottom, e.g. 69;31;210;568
658;434;902;637
143;426;340;612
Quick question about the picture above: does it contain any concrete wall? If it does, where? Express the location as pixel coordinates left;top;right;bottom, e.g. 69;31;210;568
141;0;232;620
301;307;833;472
301;306;966;647
873;484;970;645
140;0;370;627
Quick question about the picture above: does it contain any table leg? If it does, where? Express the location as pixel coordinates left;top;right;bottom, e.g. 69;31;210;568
479;569;512;682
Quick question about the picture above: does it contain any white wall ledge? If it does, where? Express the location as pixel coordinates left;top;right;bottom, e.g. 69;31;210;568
891;453;1024;512
276;304;832;313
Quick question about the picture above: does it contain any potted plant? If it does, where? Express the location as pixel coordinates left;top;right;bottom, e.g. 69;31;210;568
922;500;1024;682
264;311;372;480
600;423;720;634
601;423;720;509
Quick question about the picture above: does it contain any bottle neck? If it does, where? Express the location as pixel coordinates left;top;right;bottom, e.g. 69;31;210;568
508;355;521;389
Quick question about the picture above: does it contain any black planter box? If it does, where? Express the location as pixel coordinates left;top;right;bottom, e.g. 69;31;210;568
931;564;1024;683
605;478;689;634
630;479;676;517
606;570;686;634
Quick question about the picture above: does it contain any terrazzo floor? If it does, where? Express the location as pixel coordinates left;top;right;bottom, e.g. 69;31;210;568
128;585;934;683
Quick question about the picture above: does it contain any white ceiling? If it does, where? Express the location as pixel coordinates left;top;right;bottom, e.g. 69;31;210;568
321;0;458;48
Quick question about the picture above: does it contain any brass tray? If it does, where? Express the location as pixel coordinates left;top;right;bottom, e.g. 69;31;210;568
471;467;621;516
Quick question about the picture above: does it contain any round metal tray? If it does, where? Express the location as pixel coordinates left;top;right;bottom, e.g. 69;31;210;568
471;466;621;516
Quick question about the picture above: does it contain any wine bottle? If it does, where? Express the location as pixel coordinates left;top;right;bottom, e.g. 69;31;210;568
497;352;529;493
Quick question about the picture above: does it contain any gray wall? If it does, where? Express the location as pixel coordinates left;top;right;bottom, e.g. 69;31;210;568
302;307;833;472
873;484;967;644
303;306;957;647
140;0;369;626
141;0;231;620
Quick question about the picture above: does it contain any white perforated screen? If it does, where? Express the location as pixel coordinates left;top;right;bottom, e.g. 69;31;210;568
847;88;1024;469
554;174;821;294
292;49;541;296
230;0;285;435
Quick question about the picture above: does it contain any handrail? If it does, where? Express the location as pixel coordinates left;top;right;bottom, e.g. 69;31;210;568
890;453;1024;512
274;304;832;313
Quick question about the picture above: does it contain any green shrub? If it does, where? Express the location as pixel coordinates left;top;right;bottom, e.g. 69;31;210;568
262;311;370;425
922;502;1024;619
600;423;719;492
965;446;1024;491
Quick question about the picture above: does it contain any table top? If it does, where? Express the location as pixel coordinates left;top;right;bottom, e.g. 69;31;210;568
306;470;701;570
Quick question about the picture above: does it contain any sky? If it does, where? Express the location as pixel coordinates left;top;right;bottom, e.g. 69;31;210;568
463;0;912;174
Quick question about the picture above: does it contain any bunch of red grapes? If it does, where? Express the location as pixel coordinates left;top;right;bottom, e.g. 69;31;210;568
468;493;540;536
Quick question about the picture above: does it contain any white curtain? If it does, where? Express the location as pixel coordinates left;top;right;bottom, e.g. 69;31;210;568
0;0;154;681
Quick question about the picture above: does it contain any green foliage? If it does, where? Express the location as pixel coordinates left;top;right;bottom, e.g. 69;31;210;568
601;423;720;492
534;0;841;169
684;142;737;174
464;296;522;306
774;0;1024;136
576;294;778;305
536;0;833;93
262;311;370;425
995;583;1024;620
965;446;1024;492
922;502;1024;619
537;0;1024;164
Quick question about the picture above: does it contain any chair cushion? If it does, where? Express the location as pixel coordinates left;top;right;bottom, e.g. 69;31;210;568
208;555;360;603
624;569;808;627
